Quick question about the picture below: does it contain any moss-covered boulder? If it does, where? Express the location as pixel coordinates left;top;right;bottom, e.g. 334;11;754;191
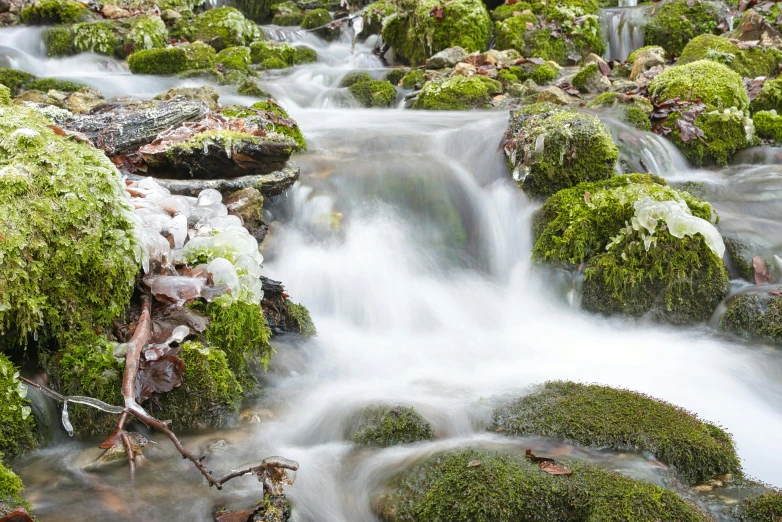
492;381;741;484
587;92;653;131
25;78;86;93
678;35;780;79
376;449;712;522
735;492;782;522
385;68;407;86
21;0;89;24
0;104;141;343
219;100;307;150
301;8;338;39
382;0;492;66
282;300;316;336
0;355;36;458
180;7;261;48
0;454;32;518
643;0;720;57
751;76;782;114
400;69;426;89
216;46;252;71
234;0;273;23
339;71;373;88
364;0;396;35
753;110;782;142
571;62;609;93
502;104;618;198
353;406;433;446
411;76;499;110
71;21;122;57
249;41;318;69
128;42;217;75
533;175;728;322
43;26;75;57
348;79;397;108
719;291;782;344
0;69;36;95
497;61;558;85
126;15;168;52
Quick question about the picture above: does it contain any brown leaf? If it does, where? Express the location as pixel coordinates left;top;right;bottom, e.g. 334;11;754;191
598;61;611;76
99;426;124;449
136;355;186;403
47;124;67;137
429;4;444;21
539;461;573;476
753;256;773;285
525;449;555;464
675;118;705;143
214;507;258;522
584;191;591;204
0;508;35;522
467;459;482;468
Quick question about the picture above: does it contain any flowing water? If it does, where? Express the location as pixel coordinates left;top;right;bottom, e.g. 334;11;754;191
2;20;782;522
600;0;647;62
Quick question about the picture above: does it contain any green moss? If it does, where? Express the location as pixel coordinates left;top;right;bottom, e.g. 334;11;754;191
720;292;782;344
0;69;35;94
0;355;37;458
128;43;216;75
503;104;619;198
126;15;168;52
0;85;9;106
587;92;653;131
149;341;242;429
71;21;121;57
43;27;74;57
379;449;712;522
216;46;252;71
273;12;305;25
0;104;140;343
21;0;88;24
339;71;373;88
627;45;664;64
249;41;317;68
188;7;261;47
0;454;32;517
349;79;397;108
201;300;273;384
385;68;407;86
382;0;492;66
644;0;720;57
532;174;709;265
183;41;218;70
678;35;779;79
400;69;425;89
284;301;316;336
25;78;85;92
753;110;782;141
571;62;598;90
236;79;267;96
649;59;748;112
491;2;529;21
501;62;559;85
751;76;782;114
663;107;752;167
301;8;331;29
294;46;317;64
235;0;273;22
723;236;755;281
364;0;396;34
411;76;493;110
735;492;782;522
353;406;433;446
492;381;740;485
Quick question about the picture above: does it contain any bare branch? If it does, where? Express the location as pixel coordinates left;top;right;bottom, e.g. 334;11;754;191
122;292;152;414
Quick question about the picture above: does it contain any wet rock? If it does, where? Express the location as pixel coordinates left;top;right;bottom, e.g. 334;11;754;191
161;8;181;23
485;49;520;64
729;8;782;48
13;90;60;106
610;79;638;93
63;88;104;113
101;4;129;18
125;167;300;198
351;405;434;446
452;62;476;77
535;85;575;105
62;96;209;155
629;47;665;81
89;432;150;469
261;276;316;336
572;63;610;94
225;187;267;243
154;85;220;111
426;46;468;70
583;53;608;69
694;485;713;492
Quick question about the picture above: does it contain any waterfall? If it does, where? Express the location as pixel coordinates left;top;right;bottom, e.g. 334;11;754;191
600;4;647;62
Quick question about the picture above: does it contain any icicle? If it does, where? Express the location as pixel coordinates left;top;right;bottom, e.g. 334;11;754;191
62;401;74;437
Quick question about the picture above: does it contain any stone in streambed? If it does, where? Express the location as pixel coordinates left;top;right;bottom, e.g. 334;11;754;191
425;46;468;70
571;63;610;94
125;168;300;198
154;85;220;111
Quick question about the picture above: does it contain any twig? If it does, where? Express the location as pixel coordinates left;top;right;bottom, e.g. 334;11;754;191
117;412;135;479
122;292;152;414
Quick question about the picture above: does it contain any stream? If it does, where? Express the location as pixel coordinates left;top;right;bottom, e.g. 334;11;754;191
2;16;782;522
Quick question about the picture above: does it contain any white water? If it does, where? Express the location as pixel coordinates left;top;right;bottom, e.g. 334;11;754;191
2;22;782;522
600;3;647;62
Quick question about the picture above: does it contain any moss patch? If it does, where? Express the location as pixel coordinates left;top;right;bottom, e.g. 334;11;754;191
0;355;37;458
378;449;712;522
0;454;32;517
587;92;653;131
0;85;9;106
353;405;433;446
719;291;782;344
649;59;748;112
349;79;397;108
500;62;559;85
644;0;720;57
216;46;252;71
25;77;86;92
71;21;122;57
184;7;261;47
126;15;168;52
502;103;619;198
753;110;782;141
128;43;216;75
735;492;782;522
21;0;88;24
678;34;779;79
43;27;74;57
411;76;494;110
234;0;273;22
249;41;318;69
751;76;782;114
283;301;316;336
0;69;35;94
401;69;426;89
491;381;741;485
664;107;753;167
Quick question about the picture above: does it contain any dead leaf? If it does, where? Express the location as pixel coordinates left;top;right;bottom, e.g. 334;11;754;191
539;461;573;476
753;256;773;285
584;191;591;204
598;61;611;76
47;124;67;137
214;507;258;522
467;459;482;468
99;426;124;449
525;449;555;464
136;355;186;403
0;508;35;522
675;118;705;143
429;4;444;21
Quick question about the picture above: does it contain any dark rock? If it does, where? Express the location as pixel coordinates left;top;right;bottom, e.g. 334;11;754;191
261;276;315;336
225;187;268;243
125;167;300;198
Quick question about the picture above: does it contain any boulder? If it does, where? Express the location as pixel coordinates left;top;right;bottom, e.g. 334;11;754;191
678;34;779;79
583;52;608;69
643;0;721;56
728;8;782;48
101;4;129;18
629;46;665;80
587;92;652;130
535;85;575;105
610;78;638;92
452;62;477;77
260;276;316;336
154;85;220;110
751;76;782;114
225;187;267;242
720;290;782;345
571;63;610;93
348;79;397;108
351;405;433;446
425;46;468;70
412;76;500;110
160;8;181;22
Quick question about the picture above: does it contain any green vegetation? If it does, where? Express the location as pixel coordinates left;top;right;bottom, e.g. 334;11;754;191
678;35;779;79
181;7;261;47
0;355;37;458
401;70;426;89
0;69;35;94
644;0;720;57
127;15;168;52
571;62;599;91
492;381;741;484
385;68;407;86
43;27;74;57
411;76;497;110
503;104;618;198
663;107;753;167
339;71;373;88
216;46;252;71
735;492;782;522
249;41;318;69
0;454;32;517
649;59;748;112
283;301;316;336
753;110;782;141
71;21;121;57
301;8;334;39
234;0;273;22
720;292;782;344
0;85;9;105
353;405;433;446
349;79;397;108
587;92;653;131
498;62;559;85
25;78;86;92
377;449;712;521
21;0;88;24
0;104;140;344
751;76;782;114
128;43;217;75
382;0;492;66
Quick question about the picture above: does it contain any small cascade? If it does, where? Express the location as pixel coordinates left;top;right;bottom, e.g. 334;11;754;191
600;116;691;177
600;3;647;62
263;25;310;42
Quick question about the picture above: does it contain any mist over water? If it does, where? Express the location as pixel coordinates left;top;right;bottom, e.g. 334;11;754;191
2;18;782;522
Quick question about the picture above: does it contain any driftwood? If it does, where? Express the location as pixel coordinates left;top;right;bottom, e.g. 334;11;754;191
125;167;300;198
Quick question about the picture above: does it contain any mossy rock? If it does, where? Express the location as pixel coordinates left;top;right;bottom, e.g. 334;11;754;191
411;76;497;110
665;107;753;167
0;454;32;518
0;69;36;95
587;92;652;131
753;110;782;142
719;291;782;345
43;26;75;57
678;34;779;79
0;355;37;458
644;0;720;57
495;13;605;65
126;15;168;52
235;0;273;23
249;41;318;69
735;492;782;522
503;104;618;199
751;76;782;114
492;381;741;485
21;0;89;24
0;85;9;106
364;0;396;35
216;46;252;71
377;449;712;522
71;21;122;57
570;62;604;92
339;71;373;88
627;45;664;64
400;69;426;89
348;80;397;108
301;8;337;39
283;300;316;336
385;68;407;86
272;11;305;25
498;62;558;85
184;7;261;48
24;77;86;93
0;104;140;343
128;42;217;75
353;405;433;446
382;0;492;66
649;59;748;112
